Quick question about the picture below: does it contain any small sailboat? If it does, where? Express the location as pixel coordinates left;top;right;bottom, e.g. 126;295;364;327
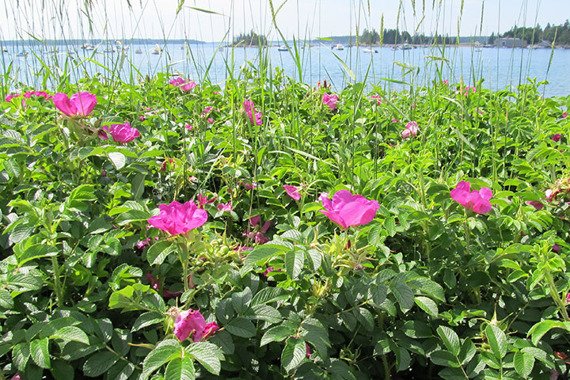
150;44;163;55
1;47;8;53
277;45;288;51
81;43;95;51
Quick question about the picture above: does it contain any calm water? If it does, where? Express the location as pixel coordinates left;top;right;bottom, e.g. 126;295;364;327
2;42;569;97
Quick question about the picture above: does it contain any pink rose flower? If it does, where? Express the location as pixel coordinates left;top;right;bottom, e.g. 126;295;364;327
148;200;208;235
201;106;214;117
525;200;544;210
53;91;97;117
207;117;214;124
5;93;20;102
320;190;380;229
217;202;233;212
551;134;562;142
243;99;263;125
245;216;271;244
450;181;493;214
463;86;476;96
562;111;568;119
370;94;382;105
173;309;219;342
322;93;339;111
185;123;193;130
101;122;140;143
553;244;561;253
283;185;301;201
391;118;399;123
401;121;419;139
196;193;217;208
169;77;196;92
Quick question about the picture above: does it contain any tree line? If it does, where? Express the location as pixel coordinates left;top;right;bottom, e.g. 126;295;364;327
497;20;570;45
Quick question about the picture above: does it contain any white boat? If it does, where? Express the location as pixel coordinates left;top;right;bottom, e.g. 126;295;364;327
362;47;378;53
332;43;344;51
81;43;95;51
2;47;8;53
277;45;288;51
16;51;28;57
401;43;413;50
103;46;116;53
150;44;163;55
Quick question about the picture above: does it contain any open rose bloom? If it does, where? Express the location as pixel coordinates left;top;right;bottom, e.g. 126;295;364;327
450;181;493;214
322;93;339;111
401;121;419;139
169;77;197;92
100;122;140;143
173;308;219;342
53;91;97;117
320;190;379;229
283;185;301;201
148;200;208;235
243;99;263;125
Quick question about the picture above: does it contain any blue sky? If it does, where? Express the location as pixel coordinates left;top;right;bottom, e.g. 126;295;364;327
0;0;568;41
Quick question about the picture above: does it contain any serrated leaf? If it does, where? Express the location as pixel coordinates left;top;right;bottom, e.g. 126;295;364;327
437;326;461;356
141;342;181;379
285;249;304;279
251;287;287;306
514;351;534;378
225;317;256;338
0;289;14;309
146;241;176;266
415;296;438;317
430;350;459;368
485;325;507;359
164;356;196;380
261;325;295;346
51;326;89;345
391;280;414;312
132;311;165;332
281;337;306;373
83;351;119;377
186;341;222;375
527;320;570;346
108;151;126;170
30;338;50;369
243;244;288;268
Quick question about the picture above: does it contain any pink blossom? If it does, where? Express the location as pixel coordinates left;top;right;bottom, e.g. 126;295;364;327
370;94;382;105
553;244;561;253
562;111;568;119
391;118;399;123
566;292;570;303
322;93;339;111
135;238;152;250
173;309;219;342
101;122;140;143
525;201;544;210
5;93;20;102
401;121;419;139
201;106;214;117
148;200;208;235
196;193;217;208
24;90;51;100
283;185;301;201
243;99;263;125
217;202;233;212
306;343;312;358
207;117;214;124
443;79;449;86
169;77;196;92
463;86;476;96
241;181;257;190
139;115;146;122
551;134;562;142
10;374;21;380
320;190;380;229
545;189;556;202
53;91;97;117
450;181;493;214
185;123;193;130
246;216;271;244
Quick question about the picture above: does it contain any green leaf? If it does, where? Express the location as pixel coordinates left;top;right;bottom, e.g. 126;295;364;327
261;324;295;346
485;325;507;359
164;356;196;380
285;249;304;279
415;296;438;317
106;361;136;380
16;244;58;266
83;351;119;377
8;223;34;245
391;280;414;312
251;287;287;306
430;350;459;368
0;289;14;309
437;326;461;356
281;337;306;373
225;317;256;338
186;342;223;375
131;173;146;199
51;326;89;345
251;304;282;323
30;338;50;369
146;241;177;266
51;359;75;380
132;311;165;332
243;244;289;268
141;340;181;379
527;320;570;345
12;342;30;370
108;151;126;170
514;351;535;378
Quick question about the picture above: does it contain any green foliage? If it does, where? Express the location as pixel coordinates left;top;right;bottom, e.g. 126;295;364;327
0;66;569;379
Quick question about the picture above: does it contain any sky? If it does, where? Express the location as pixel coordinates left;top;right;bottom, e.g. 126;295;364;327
0;0;569;42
